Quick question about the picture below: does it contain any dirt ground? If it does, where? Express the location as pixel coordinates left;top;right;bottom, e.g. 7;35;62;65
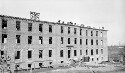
13;64;125;73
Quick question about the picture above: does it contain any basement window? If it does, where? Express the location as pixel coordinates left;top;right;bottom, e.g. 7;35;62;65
2;34;7;43
39;63;43;68
1;51;4;55
2;19;7;29
28;64;31;68
61;61;64;63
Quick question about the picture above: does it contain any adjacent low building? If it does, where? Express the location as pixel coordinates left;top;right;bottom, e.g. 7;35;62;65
0;15;108;71
108;46;125;63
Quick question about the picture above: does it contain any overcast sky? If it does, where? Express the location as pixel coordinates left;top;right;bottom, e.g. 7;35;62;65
0;0;125;46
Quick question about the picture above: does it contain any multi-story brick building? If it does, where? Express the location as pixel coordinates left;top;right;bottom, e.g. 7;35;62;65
0;15;108;71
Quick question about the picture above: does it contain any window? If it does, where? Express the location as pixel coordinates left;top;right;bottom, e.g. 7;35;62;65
16;35;20;44
28;50;32;59
49;62;52;65
68;38;70;44
97;58;99;61
96;40;98;45
61;61;63;63
86;49;88;55
39;63;43;68
91;31;93;36
86;39;88;45
86;30;88;36
80;50;82;55
101;49;103;54
74;38;77;44
61;26;63;33
92;58;94;61
91;39;93;45
96;31;98;36
96;49;98;54
39;50;43;58
2;19;7;29
80;39;82;45
102;57;103;60
28;36;32;44
68;27;70;34
28;64;31;68
74;50;77;56
91;49;93;55
28;23;32;31
39;24;43;32
101;40;103;45
61;37;63;44
49;25;52;33
49;50;52;57
101;32;103;37
39;36;43;44
15;51;20;59
49;37;52;44
1;51;4;55
2;34;7;43
16;21;20;31
80;29;82;35
60;50;63;57
68;50;71;58
74;28;77;34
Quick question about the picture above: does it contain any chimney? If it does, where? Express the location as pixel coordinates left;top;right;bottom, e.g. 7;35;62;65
102;27;104;29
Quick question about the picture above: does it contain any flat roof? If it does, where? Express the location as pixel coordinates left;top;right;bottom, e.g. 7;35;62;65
0;15;108;31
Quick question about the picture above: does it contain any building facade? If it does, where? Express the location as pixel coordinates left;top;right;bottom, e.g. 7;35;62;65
0;15;108;71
